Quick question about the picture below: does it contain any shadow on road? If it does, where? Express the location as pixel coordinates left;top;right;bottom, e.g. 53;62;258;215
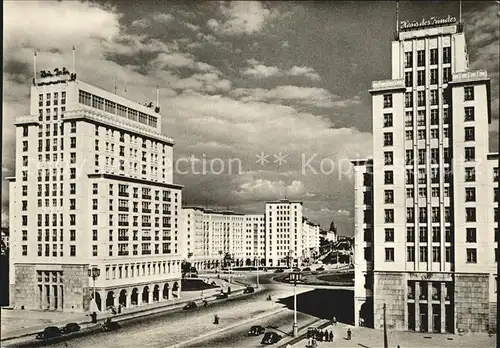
276;289;354;325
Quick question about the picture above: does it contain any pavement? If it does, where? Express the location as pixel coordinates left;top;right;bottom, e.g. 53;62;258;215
286;321;496;348
1;276;244;342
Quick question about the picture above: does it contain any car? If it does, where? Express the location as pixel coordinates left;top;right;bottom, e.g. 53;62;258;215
274;269;284;273
303;267;311;271
215;293;229;299
292;267;301;272
243;286;255;294
36;326;62;340
101;319;121;332
261;331;282;344
183;301;197;310
248;325;265;336
316;267;325;271
61;322;81;334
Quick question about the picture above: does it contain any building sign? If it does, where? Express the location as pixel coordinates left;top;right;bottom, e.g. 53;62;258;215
400;15;457;31
34;67;76;86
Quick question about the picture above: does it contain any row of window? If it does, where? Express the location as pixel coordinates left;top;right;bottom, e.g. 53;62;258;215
403;69;452;87
37;106;66;122
79;90;158;128
404;48;451;68
382;207;498;223
383;247;497;264
94;126;169;153
381;226;498;244
104;262;181;280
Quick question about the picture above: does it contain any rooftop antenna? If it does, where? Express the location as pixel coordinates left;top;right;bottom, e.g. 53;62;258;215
156;86;160;107
114;77;117;94
33;51;37;80
72;46;76;74
396;0;400;35
459;1;462;24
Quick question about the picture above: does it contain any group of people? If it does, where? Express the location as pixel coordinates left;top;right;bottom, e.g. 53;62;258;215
307;328;334;342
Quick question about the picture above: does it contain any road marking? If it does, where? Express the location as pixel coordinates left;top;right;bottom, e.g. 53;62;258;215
164;307;287;348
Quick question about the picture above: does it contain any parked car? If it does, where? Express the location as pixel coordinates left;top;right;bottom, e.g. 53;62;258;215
101;319;121;332
274;269;284;273
316;267;325;271
216;293;229;299
36;326;62;340
61;322;81;334
292;267;301;272
243;286;255;294
261;331;282;344
183;301;197;310
303;267;311;271
248;325;265;336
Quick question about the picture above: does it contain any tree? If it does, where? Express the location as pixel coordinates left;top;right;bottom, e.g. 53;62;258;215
223;252;233;268
329;221;337;233
181;260;192;278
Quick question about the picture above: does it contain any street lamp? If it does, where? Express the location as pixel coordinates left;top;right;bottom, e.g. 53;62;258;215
87;266;100;310
255;256;260;289
289;272;302;337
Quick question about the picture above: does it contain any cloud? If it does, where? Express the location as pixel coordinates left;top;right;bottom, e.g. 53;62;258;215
242;60;321;80
234;179;305;200
231;86;361;109
185;22;200;31
151;52;220;73
207;1;279;36
287;66;321;81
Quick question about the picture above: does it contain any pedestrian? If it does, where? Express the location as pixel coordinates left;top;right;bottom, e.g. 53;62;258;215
332;316;337;325
347;328;352;340
323;331;328;341
329;331;333;342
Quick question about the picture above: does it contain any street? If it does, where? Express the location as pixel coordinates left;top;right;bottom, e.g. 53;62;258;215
183;309;322;348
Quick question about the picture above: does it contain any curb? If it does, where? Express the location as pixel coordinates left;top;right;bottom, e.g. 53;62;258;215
165;306;288;348
0;288;246;343
277;319;332;348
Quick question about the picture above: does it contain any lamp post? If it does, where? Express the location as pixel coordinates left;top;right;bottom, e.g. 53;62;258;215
87;266;100;311
289;272;302;337
255;257;260;289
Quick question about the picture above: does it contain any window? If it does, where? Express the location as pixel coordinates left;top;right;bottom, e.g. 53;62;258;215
404;51;413;68
417;110;426;126
92;214;98;225
464;127;475;141
384;171;393;184
383;133;393;146
431;129;439;139
407;227;415;242
70;121;76;133
419;247;428;262
385;248;394;262
69;199;76;210
418;149;426;165
445;247;452;262
430;68;438;85
431;149;439;165
465;208;476;222
430;109;439;125
443;67;451;83
465;187;476;202
430;90;438;105
407;247;415;262
494;168;499;182
466;228;476;243
405;111;413;127
419;187;426;198
443;47;451;64
464;107;475;121
419;208;427;223
384;190;394;204
70;137;76;148
405;72;413;87
405;150;414;165
430;48;438;65
465;167;475;182
406;188;414;198
407;208;414;223
495;188;499;202
93;245;98;257
92;230;98;241
464;86;474;101
432;247;440;262
22;141;28;152
385;209;394;223
70;245;76;257
383;113;393;127
417;50;425;66
465;147;475;161
384;152;393;165
432;227;440;242
383;94;392;108
405;92;413;108
417;91;425;106
466;248;477;263
385;228;394;242
406;130;413;141
417;70;425;86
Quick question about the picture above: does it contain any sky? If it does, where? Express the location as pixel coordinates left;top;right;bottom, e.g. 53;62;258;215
2;0;499;235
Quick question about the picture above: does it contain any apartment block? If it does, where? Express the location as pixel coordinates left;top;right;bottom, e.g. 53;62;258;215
8;68;184;312
353;18;498;333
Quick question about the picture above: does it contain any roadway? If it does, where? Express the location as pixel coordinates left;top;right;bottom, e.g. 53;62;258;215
183;309;322;348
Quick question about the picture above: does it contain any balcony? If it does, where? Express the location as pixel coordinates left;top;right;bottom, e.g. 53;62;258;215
163;223;172;228
163;210;172;215
370;79;405;92
142;222;151;227
118;192;129;197
118;207;129;212
142;250;151;255
142;209;151;214
142;195;151;200
118;221;129;226
118;236;129;241
163;197;171;202
162;236;171;241
142;236;152;241
162;249;172;254
118;250;129;256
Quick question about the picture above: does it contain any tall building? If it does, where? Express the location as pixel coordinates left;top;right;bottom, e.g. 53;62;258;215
244;214;266;266
301;218;320;261
264;199;304;267
353;16;498;333
7;67;184;312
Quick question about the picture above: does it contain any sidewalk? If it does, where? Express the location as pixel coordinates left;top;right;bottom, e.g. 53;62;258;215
1;281;244;342
288;321;496;348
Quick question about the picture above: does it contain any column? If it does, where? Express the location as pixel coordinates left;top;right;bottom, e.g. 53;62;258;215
145;288;150;304
136;290;142;306
58;285;64;310
427;282;433;333
168;286;173;300
43;284;49;310
440;282;446;333
99;291;105;312
415;281;420;331
125;291;131;308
